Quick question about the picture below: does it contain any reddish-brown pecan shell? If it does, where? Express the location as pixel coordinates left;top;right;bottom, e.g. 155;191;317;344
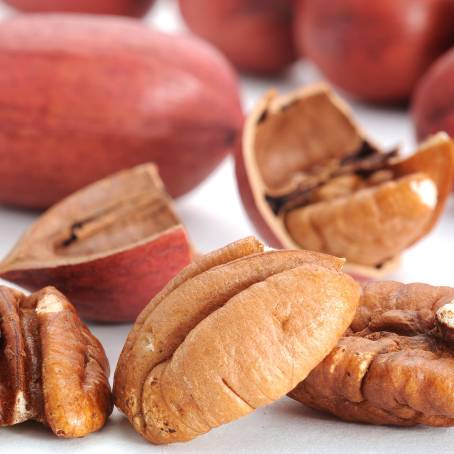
0;164;192;322
236;84;454;278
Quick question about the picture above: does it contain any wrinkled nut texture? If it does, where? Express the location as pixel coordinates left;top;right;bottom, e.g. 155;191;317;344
290;281;454;426
236;84;454;275
0;286;112;437
114;237;360;443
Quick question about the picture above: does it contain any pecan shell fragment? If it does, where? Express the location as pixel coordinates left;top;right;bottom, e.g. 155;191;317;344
290;281;454;426
0;163;192;322
236;84;454;277
0;286;112;437
114;237;360;443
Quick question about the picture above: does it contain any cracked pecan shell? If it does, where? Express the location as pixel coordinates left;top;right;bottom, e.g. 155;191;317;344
113;236;360;444
0;163;192;322
236;84;454;278
0;286;112;437
290;281;454;426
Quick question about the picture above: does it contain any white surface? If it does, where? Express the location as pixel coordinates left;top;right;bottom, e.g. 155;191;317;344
1;1;453;453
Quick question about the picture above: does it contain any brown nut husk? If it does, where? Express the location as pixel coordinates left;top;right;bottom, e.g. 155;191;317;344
236;84;454;278
113;236;360;444
290;281;454;427
0;286;112;437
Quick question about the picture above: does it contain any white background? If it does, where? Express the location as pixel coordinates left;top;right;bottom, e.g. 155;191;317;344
1;1;453;453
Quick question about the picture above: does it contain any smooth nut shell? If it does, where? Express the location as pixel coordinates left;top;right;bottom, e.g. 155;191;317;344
0;164;192;322
114;237;360;443
296;0;454;102
0;14;242;208
178;0;297;74
413;47;454;141
3;0;155;17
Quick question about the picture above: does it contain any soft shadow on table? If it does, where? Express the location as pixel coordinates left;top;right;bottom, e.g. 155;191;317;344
3;414;152;447
274;396;436;433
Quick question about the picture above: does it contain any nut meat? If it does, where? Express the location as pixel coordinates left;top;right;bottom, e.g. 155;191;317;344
114;237;360;443
0;286;112;436
290;281;454;426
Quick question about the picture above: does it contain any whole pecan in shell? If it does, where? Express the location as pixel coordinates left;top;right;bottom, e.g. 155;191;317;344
0;286;112;437
114;237;360;443
290;281;454;426
0;14;242;208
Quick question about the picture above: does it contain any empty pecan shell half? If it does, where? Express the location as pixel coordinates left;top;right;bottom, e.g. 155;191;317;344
0;163;192;322
114;236;360;444
0;286;112;437
236;84;454;278
290;281;454;426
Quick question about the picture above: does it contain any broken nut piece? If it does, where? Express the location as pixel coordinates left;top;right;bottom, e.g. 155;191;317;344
0;163;192;322
0;286;112;437
236;84;454;278
114;236;360;444
290;281;454;427
437;301;454;343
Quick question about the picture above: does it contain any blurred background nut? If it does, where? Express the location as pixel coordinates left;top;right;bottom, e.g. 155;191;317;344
0;164;192;322
236;84;454;278
0;14;242;209
114;237;360;444
413;48;454;141
178;0;297;74
290;281;454;427
2;0;155;17
0;286;112;437
295;0;454;103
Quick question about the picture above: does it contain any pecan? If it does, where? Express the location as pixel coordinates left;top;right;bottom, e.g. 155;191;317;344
0;286;112;437
114;237;360;443
290;281;454;426
237;85;454;275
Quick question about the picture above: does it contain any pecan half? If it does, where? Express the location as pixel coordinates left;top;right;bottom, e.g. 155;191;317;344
0;286;112;437
290;281;454;426
114;237;360;444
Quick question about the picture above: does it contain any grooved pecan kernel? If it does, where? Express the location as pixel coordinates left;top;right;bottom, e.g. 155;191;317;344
290;281;454;427
0;286;112;437
114;237;360;444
